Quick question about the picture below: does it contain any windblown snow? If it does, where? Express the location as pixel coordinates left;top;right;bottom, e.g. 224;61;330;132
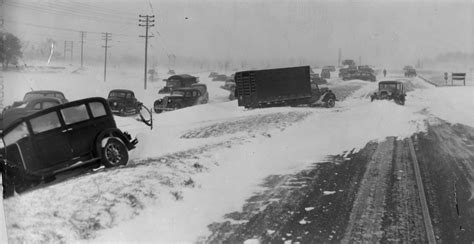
2;65;473;243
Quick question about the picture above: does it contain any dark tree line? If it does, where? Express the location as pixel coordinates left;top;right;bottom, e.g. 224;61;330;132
0;32;23;70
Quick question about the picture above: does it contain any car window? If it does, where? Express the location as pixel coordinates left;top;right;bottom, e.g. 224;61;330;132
31;112;61;134
89;102;107;117
42;101;59;109
3;122;29;146
61;104;90;125
126;93;132;99
33;102;41;110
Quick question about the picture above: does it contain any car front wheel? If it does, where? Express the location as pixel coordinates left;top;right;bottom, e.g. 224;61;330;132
102;138;129;168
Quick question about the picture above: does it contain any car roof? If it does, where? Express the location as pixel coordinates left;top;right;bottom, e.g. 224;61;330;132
109;89;133;93
379;80;403;84
3;97;109;134
25;90;64;95
168;74;197;80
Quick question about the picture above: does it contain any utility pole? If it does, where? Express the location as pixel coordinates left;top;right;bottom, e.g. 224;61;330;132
139;14;155;90
359;56;362;65
64;41;73;63
79;31;86;68
102;32;111;82
338;48;341;66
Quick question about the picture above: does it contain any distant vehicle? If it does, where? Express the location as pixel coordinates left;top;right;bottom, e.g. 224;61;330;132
209;72;218;78
342;59;356;66
403;65;414;71
159;74;199;94
154;85;208;113
212;74;227;81
321;68;331;79
1;97;62;131
339;66;358;79
221;79;236;91
311;73;327;85
107;89;143;116
323;65;336;72
228;83;237;101
0;97;138;198
404;68;417;77
371;81;406;105
167;69;176;75
234;66;336;109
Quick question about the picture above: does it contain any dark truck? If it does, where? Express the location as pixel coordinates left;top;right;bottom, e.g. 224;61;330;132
234;66;336;109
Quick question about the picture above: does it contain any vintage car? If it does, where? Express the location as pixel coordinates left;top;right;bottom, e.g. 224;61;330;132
5;90;68;111
208;72;218;78
154;86;208;113
167;69;176;75
371;81;406;105
159;74;199;94
1;97;63;131
404;68;417;77
321;68;331;79
212;74;227;81
0;97;138;198
107;89;143;116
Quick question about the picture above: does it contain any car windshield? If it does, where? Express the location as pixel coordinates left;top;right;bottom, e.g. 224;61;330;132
166;79;181;87
171;90;185;96
379;83;398;90
24;92;65;101
109;91;128;98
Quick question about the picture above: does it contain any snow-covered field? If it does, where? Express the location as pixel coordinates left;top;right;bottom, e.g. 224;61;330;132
2;65;474;243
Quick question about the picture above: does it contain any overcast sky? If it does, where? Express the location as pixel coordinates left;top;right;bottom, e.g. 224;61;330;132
2;0;473;67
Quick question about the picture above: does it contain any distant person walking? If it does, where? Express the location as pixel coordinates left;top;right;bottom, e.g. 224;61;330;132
383;69;387;77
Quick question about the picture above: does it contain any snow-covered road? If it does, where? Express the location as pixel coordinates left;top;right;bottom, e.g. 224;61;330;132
3;66;474;243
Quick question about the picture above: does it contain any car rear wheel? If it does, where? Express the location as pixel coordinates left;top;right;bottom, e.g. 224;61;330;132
102;138;129;168
325;98;335;108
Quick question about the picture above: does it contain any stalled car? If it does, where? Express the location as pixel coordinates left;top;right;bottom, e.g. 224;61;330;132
159;74;199;94
371;81;406;105
154;86;208;113
5;90;68;111
107;89;143;116
0;97;138;198
212;74;227;81
321;68;331;79
1;97;62;130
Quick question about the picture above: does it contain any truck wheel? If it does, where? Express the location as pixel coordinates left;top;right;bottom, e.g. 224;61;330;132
325;98;335;108
101;138;129;168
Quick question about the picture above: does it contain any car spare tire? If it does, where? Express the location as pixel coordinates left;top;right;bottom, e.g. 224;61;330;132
101;138;129;168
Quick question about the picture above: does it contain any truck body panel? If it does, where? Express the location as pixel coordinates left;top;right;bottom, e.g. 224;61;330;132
235;66;313;108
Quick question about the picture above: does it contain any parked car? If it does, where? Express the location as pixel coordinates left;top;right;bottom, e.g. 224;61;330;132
209;72;218;78
159;74;199;94
212;74;227;81
1;97;62;131
0;97;138;198
321;68;331;79
370;81;406;105
5;90;68;111
107;89;143;116
167;69;176;75
154;86;208;113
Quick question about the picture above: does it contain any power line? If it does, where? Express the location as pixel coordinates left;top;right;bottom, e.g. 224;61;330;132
5;1;137;27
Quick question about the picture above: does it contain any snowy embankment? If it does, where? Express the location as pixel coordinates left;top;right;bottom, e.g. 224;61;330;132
3;66;472;243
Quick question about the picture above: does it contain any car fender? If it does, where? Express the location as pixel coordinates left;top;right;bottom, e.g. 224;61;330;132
95;128;136;157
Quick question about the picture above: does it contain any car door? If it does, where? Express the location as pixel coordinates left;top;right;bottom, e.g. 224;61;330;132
30;111;72;170
60;103;96;159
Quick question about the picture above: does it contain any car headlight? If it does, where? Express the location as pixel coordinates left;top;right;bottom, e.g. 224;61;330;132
168;99;172;103
113;102;117;106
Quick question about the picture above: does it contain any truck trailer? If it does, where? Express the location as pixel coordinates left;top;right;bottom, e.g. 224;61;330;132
234;66;336;109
